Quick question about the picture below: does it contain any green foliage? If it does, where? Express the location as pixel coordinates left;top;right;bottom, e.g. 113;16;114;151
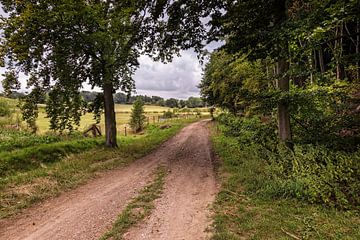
0;138;104;177
165;98;179;108
200;50;267;114
162;110;175;119
287;83;360;150
86;93;104;124
46;86;83;133
217;113;278;152
0;98;11;117
19;87;44;133
0;129;64;152
212;128;360;239
129;97;146;133
0;128;85;151
0;0;208;142
1;71;20;96
216;115;360;209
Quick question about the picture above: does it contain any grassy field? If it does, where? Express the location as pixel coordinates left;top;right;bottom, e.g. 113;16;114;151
1;97;209;134
210;123;360;240
0;118;199;219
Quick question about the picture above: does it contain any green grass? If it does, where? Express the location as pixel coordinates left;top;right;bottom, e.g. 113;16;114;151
101;166;167;240
0;129;66;152
210;124;360;240
0;138;104;177
0;118;198;219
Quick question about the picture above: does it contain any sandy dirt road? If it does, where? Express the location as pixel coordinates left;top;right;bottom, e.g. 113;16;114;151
0;120;218;240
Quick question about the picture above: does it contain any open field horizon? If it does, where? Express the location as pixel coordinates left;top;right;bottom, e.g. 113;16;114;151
1;97;210;134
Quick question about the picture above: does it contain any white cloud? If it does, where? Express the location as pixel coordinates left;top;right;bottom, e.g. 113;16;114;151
133;50;203;99
0;51;204;99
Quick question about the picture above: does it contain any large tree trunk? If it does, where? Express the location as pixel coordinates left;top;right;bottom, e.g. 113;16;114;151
277;59;292;144
103;83;118;148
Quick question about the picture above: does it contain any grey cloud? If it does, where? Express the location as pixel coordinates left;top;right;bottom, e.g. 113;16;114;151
134;50;203;98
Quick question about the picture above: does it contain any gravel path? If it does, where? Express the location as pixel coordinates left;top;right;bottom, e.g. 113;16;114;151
0;120;218;240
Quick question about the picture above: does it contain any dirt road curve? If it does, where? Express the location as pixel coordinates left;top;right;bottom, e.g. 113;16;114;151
0;120;218;240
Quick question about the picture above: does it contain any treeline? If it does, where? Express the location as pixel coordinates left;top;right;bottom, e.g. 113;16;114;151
199;1;359;208
0;91;206;109
200;0;359;148
80;91;205;108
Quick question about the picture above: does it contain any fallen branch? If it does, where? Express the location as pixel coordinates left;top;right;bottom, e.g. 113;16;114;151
281;228;301;240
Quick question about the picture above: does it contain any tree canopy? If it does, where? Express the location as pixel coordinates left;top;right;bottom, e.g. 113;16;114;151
0;0;207;147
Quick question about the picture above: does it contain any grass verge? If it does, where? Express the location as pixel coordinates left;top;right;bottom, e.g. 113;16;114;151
0;118;197;219
0;138;104;177
100;166;167;240
210;124;360;240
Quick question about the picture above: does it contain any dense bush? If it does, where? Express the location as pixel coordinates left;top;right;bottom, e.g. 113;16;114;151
0;99;11;118
216;113;360;209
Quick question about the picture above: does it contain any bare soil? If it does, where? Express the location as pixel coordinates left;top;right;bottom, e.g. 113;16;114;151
0;120;218;240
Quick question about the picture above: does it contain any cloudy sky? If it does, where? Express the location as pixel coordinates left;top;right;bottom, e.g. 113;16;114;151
0;50;208;100
0;6;220;100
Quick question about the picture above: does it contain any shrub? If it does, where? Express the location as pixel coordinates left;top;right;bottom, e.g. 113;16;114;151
162;110;174;118
216;113;360;209
0;99;11;117
129;97;146;133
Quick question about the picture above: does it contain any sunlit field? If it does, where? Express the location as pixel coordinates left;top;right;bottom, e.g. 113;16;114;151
1;97;210;134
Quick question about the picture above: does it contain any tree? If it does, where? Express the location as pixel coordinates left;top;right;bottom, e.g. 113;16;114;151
200;50;266;114
179;100;187;108
214;0;292;143
0;0;210;147
129;97;146;133
165;98;179;108
0;1;188;147
187;97;204;108
0;1;145;146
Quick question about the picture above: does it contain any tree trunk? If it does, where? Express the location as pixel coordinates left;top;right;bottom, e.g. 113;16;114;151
103;83;118;148
277;59;292;144
319;47;326;74
336;24;346;80
357;19;359;80
313;49;318;72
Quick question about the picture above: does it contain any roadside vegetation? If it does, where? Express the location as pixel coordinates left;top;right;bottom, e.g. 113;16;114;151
0;117;197;219
211;120;360;239
189;1;360;239
101;166;167;240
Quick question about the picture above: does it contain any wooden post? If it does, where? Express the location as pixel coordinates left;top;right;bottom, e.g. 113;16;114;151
125;127;127;137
